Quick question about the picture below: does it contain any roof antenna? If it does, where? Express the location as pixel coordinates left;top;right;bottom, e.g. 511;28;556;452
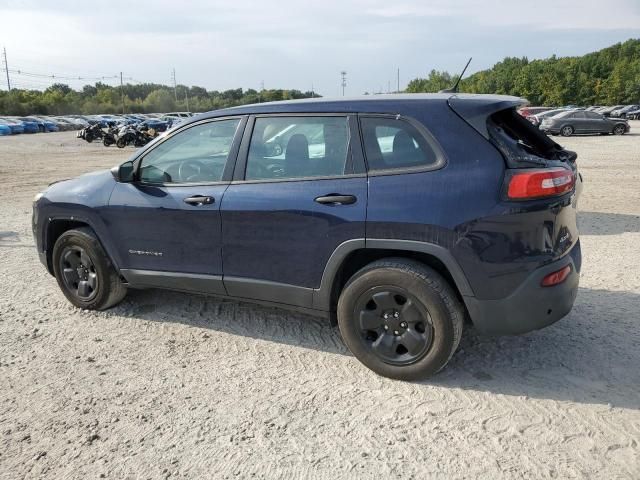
439;57;472;93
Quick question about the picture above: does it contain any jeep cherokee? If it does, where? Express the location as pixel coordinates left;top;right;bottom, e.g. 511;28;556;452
32;94;582;380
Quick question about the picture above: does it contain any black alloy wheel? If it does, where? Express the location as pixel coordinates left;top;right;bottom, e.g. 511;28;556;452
58;245;98;301
355;287;433;365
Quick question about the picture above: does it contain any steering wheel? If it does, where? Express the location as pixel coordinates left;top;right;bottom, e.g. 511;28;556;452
178;159;206;182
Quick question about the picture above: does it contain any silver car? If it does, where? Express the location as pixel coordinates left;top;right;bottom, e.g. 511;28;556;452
540;110;630;136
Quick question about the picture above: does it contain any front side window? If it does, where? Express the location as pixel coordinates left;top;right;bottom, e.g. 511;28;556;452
139;118;240;183
245;116;350;180
360;117;438;172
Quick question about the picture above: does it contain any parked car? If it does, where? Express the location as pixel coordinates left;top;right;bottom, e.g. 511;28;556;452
610;105;639;118
23;116;59;132
0;123;12;136
33;94;582;380
0;117;25;134
625;106;640;120
598;105;625;117
51;117;77;131
540;110;629;136
527;108;568;127
17;117;46;133
60;116;90;129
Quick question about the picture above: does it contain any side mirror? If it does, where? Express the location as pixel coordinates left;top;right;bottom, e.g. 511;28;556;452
111;160;134;182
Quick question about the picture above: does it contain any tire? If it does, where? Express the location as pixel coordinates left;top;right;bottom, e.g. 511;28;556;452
337;258;464;380
560;125;574;137
103;137;112;147
116;137;127;148
613;124;626;135
52;227;126;310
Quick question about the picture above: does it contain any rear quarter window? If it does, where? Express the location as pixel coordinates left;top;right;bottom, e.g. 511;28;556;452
360;117;440;173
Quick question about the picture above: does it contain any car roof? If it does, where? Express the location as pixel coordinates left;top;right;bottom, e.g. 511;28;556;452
196;93;524;119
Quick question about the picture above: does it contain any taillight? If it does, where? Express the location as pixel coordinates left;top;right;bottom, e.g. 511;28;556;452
541;265;571;287
506;167;575;200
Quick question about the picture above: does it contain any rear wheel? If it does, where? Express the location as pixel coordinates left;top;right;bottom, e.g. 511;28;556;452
337;258;464;380
613;124;626;135
52;228;126;310
560;125;574;137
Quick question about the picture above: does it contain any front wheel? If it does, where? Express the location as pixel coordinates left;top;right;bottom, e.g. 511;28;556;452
560;125;574;137
116;137;127;148
613;124;626;135
337;258;464;380
52;228;126;310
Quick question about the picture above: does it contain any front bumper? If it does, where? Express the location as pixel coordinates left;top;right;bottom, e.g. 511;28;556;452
464;240;581;335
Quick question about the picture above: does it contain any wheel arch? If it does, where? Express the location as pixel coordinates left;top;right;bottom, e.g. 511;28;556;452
313;239;474;319
44;218;119;276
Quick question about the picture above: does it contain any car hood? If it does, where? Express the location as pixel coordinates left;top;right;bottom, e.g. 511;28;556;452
43;169;116;204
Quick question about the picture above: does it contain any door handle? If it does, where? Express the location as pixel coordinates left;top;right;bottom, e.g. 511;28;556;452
314;194;357;205
184;195;215;206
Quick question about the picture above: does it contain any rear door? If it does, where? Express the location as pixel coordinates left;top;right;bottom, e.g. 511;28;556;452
570;111;589;133
220;114;367;307
584;111;606;133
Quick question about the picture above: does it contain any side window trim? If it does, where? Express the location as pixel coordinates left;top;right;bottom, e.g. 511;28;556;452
133;115;248;186
357;114;447;176
233;113;365;184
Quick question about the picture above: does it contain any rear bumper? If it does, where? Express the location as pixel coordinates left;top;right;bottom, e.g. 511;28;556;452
464;240;581;335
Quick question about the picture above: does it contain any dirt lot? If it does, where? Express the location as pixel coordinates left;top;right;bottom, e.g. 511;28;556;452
1;126;639;479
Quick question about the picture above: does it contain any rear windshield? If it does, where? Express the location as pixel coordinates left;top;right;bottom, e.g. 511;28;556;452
488;108;574;166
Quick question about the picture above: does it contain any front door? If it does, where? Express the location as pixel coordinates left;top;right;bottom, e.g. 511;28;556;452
105;117;245;292
220;114;367;307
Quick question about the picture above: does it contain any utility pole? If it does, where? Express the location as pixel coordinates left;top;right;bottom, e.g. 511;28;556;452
120;71;125;114
171;68;177;102
397;68;400;93
341;71;347;96
2;47;10;91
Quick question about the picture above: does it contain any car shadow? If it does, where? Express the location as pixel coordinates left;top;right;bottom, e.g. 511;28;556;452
578;211;640;235
110;286;640;410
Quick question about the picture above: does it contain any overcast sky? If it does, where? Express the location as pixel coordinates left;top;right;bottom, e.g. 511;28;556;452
1;0;639;95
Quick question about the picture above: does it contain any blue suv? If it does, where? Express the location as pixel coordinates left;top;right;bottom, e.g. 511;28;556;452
32;94;582;379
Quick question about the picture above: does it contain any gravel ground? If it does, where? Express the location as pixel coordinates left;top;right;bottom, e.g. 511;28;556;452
1;126;639;479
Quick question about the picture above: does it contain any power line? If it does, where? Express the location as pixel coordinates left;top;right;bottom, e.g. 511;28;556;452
7;69;123;82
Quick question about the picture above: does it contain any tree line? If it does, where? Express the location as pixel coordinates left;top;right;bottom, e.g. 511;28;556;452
0;83;317;116
2;38;638;114
407;38;640;106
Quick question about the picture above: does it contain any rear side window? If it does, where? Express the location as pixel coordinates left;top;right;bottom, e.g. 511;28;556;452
360;117;438;172
245;116;349;181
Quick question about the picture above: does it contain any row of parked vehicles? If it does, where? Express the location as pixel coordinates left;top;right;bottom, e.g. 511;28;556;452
518;105;634;137
0;112;193;136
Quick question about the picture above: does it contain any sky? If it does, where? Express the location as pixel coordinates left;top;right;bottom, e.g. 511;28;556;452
1;0;639;96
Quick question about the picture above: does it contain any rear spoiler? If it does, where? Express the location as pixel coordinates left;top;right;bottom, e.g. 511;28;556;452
447;94;528;140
